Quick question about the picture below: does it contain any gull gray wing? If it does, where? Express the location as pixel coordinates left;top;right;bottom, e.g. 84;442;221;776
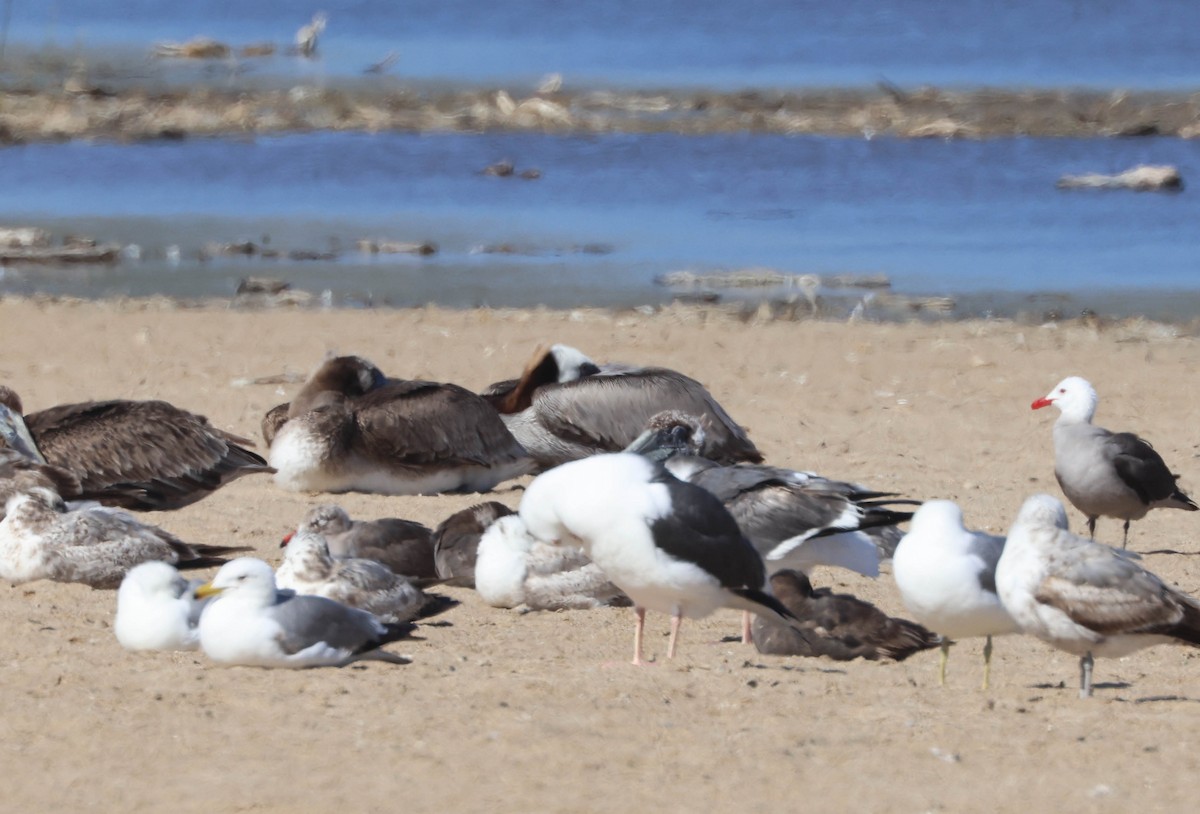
269;592;389;655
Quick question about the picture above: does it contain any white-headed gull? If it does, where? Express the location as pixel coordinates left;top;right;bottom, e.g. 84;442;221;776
1032;375;1197;548
196;558;410;668
751;569;940;661
892;500;1020;689
474;514;630;610
518;452;800;665
997;494;1200;698
114;562;208;651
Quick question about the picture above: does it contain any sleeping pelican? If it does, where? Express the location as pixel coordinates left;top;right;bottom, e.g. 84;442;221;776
482;343;762;470
268;355;533;495
0;385;270;511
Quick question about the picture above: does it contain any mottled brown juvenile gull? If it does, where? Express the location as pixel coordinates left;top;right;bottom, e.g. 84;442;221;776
0;486;247;589
0;385;271;511
752;570;939;661
431;501;515;587
275;530;450;623
115;561;208;651
997;494;1200;698
197;558;410;668
268;355;533;495
482;343;762;470
1033;376;1196;548
286;503;436;579
475;514;630;610
892;500;1019;689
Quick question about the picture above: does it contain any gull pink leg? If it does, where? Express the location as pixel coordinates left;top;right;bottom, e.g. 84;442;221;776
668;611;683;659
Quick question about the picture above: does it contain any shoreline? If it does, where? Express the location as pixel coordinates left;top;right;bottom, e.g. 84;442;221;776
2;50;1200;142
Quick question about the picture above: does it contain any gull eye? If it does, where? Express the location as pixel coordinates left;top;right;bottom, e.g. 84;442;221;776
1058;388;1066;393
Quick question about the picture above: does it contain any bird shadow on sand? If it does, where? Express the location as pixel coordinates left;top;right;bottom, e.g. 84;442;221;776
1126;694;1200;704
741;659;848;676
1142;548;1200;556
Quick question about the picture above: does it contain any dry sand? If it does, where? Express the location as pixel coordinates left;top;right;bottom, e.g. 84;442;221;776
1;298;1199;813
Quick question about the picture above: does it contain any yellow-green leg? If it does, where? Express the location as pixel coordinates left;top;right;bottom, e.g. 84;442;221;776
938;640;951;686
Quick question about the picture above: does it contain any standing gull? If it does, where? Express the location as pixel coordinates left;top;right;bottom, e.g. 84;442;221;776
0;385;270;511
519;452;800;665
475;514;630;610
0;486;247;589
998;493;1200;698
269;355;533;495
197;558;410;668
114;562;208;652
751;569;940;661
482;343;762;469
275;531;448;623
287;503;436;579
891;500;1019;689
1032;376;1196;547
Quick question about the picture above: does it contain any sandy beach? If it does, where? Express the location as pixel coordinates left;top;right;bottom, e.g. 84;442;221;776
2;298;1199;813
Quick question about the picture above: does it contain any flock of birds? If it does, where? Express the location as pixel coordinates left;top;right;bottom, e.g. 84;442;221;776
1;344;1199;698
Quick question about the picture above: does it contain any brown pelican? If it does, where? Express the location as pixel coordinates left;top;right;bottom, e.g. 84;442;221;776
268;355;534;495
751;570;940;661
627;411;916;578
285;503;436;579
431;501;515;586
0;385;270;511
275;530;451;624
0;486;248;589
482;343;762;470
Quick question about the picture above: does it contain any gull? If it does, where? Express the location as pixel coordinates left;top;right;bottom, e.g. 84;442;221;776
296;12;327;58
1032;375;1196;547
114;562;208;651
627;411;914;578
287;503;436;579
0;385;270;511
519;452;800;665
475;514;630;610
997;493;1200;698
431;501;515;586
751;569;940;661
275;531;448;624
891;500;1019;689
0;486;246;589
197;558;410;668
482;343;762;470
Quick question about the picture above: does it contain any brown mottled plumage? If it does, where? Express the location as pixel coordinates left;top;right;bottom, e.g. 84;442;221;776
752;570;940;661
431;501;516;587
289;504;436;579
3;387;271;511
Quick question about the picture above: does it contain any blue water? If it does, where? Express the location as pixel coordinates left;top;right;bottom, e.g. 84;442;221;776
7;1;1200;89
2;132;1198;313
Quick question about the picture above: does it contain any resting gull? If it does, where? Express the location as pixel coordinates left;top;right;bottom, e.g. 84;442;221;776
482;343;762;470
475;514;630;610
0;385;270;511
287;503;436;579
431;501;515;587
627;411;914;578
519;452;800;665
114;562;208;651
997;493;1200;698
752;569;939;661
276;530;449;623
891;500;1019;689
196;558;411;668
0;486;247;589
1032;375;1196;547
268;355;533;495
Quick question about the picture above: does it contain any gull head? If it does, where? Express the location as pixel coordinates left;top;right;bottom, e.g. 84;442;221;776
907;499;966;536
121;561;191;602
1014;493;1071;531
1031;376;1098;423
481;514;536;555
299;503;353;537
624;410;706;461
196;558;278;604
